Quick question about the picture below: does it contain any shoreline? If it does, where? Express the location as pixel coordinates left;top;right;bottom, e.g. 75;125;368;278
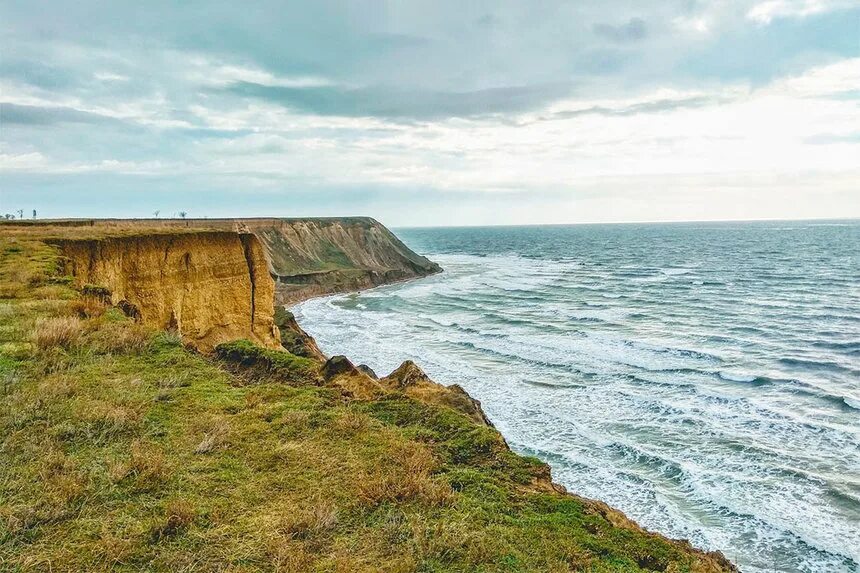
0;221;739;571
284;266;739;571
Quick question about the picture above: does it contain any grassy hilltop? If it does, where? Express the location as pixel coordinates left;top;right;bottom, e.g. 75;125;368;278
0;226;735;572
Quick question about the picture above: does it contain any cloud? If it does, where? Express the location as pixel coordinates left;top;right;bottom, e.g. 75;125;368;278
747;0;858;24
222;81;574;120
593;18;648;42
0;1;858;223
535;95;724;123
0;103;129;126
474;14;500;29
803;131;860;144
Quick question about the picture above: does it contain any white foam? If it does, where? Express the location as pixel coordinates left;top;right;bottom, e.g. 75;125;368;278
293;248;860;572
718;371;758;383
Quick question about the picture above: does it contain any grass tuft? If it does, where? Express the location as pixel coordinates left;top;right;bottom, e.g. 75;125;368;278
194;418;230;454
149;499;196;542
32;316;83;350
110;439;170;490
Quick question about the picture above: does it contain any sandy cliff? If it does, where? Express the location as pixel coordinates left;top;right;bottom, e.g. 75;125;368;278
251;217;442;305
21;217;441;306
52;231;280;352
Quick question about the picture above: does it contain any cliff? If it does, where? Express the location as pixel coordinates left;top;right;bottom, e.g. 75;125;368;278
249;218;441;306
50;231;280;352
11;218;442;306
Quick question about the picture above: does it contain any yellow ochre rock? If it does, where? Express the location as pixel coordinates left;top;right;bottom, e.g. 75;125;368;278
53;231;280;352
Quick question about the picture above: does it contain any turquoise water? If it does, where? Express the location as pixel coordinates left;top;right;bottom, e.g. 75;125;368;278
295;220;860;573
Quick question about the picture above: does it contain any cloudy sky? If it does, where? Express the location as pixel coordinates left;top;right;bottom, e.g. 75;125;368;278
1;1;858;226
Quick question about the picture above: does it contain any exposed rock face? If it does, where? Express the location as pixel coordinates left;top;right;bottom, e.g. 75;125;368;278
31;217;442;306
249;217;441;305
53;231;280;352
273;307;326;361
321;355;385;400
381;360;494;426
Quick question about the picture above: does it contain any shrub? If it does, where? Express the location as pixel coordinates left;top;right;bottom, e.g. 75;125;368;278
32;316;83;350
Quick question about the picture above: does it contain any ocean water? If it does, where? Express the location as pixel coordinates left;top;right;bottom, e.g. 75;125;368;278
294;220;860;573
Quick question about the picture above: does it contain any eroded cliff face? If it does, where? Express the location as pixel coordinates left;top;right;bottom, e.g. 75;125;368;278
53;231;280;352
24;218;442;306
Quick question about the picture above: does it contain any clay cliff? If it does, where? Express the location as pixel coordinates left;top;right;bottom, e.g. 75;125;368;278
249;217;441;305
52;231;280;352
23;218;441;306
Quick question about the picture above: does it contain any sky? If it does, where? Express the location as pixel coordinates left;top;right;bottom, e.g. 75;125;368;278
1;1;859;226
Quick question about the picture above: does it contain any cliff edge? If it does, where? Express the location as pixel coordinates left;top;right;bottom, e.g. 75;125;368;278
10;218;442;306
50;231;281;352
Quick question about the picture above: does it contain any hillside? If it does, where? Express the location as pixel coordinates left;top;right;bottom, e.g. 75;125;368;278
0;223;736;572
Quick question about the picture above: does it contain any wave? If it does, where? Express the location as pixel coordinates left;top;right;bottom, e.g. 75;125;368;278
717;371;757;383
778;357;860;377
297;224;860;571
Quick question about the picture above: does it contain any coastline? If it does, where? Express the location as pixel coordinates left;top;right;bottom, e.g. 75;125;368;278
286;264;739;572
0;221;739;571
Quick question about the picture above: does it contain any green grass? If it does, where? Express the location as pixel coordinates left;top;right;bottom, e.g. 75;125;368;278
0;230;734;572
215;339;320;385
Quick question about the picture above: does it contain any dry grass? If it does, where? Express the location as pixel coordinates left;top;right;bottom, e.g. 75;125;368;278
32;316;83;350
332;409;371;435
358;445;454;508
157;372;191;388
69;295;108;318
36;374;78;399
39;449;89;506
194;418;230;454
109;439;170;489
150;499;196;541
267;540;316;573
276;498;339;540
85;321;151;354
78;400;143;440
31;284;75;300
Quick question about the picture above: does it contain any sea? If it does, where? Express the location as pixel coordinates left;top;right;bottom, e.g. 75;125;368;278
294;220;860;573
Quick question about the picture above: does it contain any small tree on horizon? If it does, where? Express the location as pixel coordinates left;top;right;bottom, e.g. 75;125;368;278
179;211;187;219
32;210;37;219
153;210;160;218
17;209;23;219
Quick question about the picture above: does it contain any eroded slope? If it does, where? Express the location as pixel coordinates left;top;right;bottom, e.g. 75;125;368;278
51;231;280;352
